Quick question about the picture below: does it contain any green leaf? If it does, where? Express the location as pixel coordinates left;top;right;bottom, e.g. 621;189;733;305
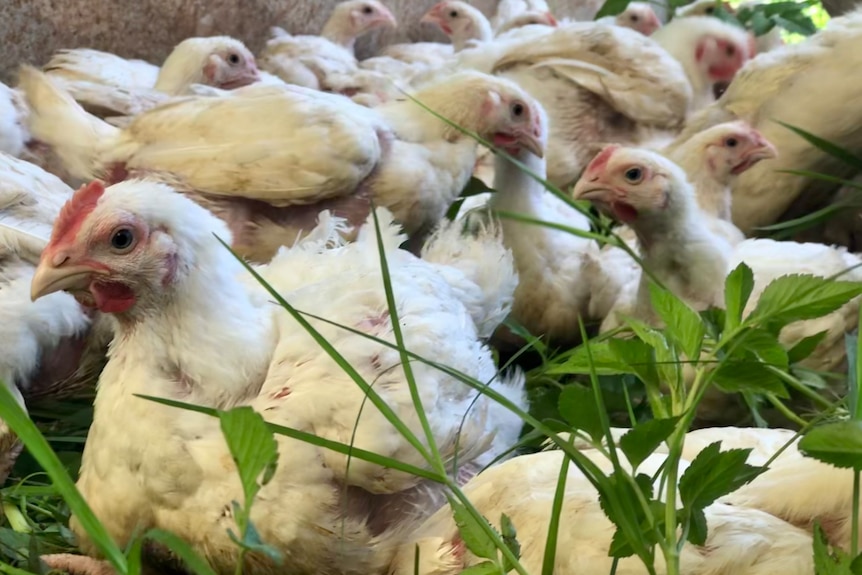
619;417;681;470
547;341;632;376
609;338;660;389
711;355;789;397
143;529;219;575
812;523;857;575
749;11;776;36
788;331;829;364
742;328;789;369
451;500;498;561
748;274;862;331
724;263;754;332
218;406;279;508
625;318;679;389
603;473;662;559
849;319;862;421
595;0;634;19
684;507;709;546
648;282;705;361
773;14;817;36
799;421;862;470
679;443;764;519
227;518;283;564
558;386;604;443
775;122;862;172
500;513;521;573
459;562;502;575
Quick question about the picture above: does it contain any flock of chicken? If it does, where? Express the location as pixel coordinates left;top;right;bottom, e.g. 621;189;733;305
0;0;861;573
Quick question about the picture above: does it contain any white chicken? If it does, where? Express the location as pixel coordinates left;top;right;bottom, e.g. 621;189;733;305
574;146;862;374
673;8;862;235
461;21;692;189
651;15;755;112
490;0;551;32
597;2;663;35
29;177;525;575
676;0;785;53
474;100;615;348
260;0;397;90
589;121;778;337
0;83;28;158
390;446;815;575
42;37;261;118
421;1;494;51
19;66;543;261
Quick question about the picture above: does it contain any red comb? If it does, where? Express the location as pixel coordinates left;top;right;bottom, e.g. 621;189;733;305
47;180;106;253
585;144;620;176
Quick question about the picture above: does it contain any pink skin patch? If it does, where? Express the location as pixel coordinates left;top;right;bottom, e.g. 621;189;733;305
91;281;137;314
612;202;639;223
45;181;106;256
584;145;621;179
492;132;519;154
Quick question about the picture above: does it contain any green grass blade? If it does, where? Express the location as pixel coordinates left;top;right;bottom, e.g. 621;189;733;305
368;208;445;469
0;383;127;574
135;395;444;483
775;121;862;171
540;439;570;575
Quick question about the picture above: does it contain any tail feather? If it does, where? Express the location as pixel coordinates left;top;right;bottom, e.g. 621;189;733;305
422;218;518;339
17;66;119;181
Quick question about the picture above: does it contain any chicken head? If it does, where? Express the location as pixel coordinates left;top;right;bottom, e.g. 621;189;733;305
155;36;260;94
573;145;690;224
695;32;751;82
616;2;662;35
480;86;545;158
699;121;778;177
30;179;209;316
339;0;398;37
421;1;493;47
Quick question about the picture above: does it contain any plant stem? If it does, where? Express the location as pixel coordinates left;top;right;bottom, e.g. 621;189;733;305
852;470;860;558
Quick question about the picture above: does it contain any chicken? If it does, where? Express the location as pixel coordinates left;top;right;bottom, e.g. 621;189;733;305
490;0;551;32
391;447;815;575
651;16;755;112
664;120;778;244
672;9;862;236
20;66;543;261
260;0;397;90
420;1;494;51
43;37;261;118
469;21;692;189
494;9;558;37
676;0;785;53
574;145;862;374
598;2;663;35
474;99;615;348
29;178;525;574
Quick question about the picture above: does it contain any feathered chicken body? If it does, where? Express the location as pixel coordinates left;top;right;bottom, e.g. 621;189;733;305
30;179;525;575
480;21;692;188
575;146;862;374
20;67;544;261
259;0;396;90
672;8;862;234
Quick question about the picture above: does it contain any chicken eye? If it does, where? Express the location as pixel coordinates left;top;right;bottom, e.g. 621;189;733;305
363;5;374;14
705;6;715;13
630;14;639;21
449;10;459;17
624;167;643;183
726;44;736;56
110;228;135;252
227;53;240;65
725;137;738;147
511;102;525;117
